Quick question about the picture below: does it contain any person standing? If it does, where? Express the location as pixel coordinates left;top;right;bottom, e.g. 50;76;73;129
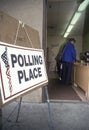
61;38;76;85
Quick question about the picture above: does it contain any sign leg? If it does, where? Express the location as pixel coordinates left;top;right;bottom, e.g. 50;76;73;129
16;97;22;123
45;86;55;130
0;108;2;129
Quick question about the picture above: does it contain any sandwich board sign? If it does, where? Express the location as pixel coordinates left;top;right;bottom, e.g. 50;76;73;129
0;41;48;105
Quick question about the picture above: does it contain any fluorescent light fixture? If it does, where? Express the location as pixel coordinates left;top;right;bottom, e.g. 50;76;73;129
63;25;74;38
78;0;89;11
63;0;89;38
66;24;74;33
70;12;81;25
64;32;69;38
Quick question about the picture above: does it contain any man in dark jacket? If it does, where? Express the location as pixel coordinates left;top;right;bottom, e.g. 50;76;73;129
61;38;76;85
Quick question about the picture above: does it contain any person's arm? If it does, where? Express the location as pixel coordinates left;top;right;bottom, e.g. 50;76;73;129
71;46;76;62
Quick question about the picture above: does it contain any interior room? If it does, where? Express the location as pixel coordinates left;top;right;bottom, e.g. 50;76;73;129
47;0;89;102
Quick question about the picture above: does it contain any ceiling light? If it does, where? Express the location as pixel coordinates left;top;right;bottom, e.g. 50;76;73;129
63;0;89;38
70;12;81;25
66;24;74;33
64;32;69;38
78;0;89;11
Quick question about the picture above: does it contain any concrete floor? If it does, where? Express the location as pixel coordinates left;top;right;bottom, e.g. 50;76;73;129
1;101;89;130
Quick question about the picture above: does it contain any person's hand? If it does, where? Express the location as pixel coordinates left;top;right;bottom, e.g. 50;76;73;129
74;61;79;65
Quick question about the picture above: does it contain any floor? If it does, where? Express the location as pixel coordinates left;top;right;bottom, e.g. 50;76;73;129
0;72;89;130
1;101;89;130
48;71;87;102
48;78;81;101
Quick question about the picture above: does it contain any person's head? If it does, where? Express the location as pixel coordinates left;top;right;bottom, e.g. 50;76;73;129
69;38;76;44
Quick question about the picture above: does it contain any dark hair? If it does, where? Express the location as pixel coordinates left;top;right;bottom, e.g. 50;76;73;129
69;38;76;43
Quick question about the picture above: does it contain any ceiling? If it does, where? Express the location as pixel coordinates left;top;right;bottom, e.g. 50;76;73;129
47;0;86;37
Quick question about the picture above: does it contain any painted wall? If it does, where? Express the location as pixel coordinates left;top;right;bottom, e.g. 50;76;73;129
83;5;89;52
74;36;83;59
0;0;43;102
47;36;65;72
47;35;82;72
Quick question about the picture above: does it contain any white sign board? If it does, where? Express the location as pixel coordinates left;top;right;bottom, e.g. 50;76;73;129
0;42;48;104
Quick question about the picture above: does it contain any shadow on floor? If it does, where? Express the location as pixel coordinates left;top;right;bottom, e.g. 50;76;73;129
48;78;81;101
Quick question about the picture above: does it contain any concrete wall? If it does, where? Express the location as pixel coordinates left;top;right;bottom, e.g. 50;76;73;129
0;0;43;103
0;0;43;46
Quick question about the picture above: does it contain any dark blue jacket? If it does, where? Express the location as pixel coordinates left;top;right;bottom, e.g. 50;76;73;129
61;42;76;63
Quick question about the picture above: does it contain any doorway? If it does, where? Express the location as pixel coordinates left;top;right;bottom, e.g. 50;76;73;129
47;0;86;102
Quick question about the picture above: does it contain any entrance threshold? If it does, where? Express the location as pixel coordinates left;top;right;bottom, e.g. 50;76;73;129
50;99;82;103
72;85;89;103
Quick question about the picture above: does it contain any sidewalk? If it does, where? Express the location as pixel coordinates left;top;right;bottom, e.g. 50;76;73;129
1;101;89;130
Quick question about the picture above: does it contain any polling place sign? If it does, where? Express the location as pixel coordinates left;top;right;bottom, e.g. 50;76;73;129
0;41;48;104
